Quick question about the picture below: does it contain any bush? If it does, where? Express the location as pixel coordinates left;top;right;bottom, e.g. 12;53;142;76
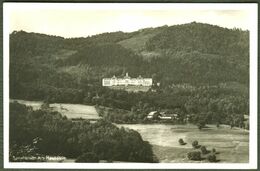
192;140;199;148
207;154;217;162
212;148;216;153
200;146;208;154
178;138;185;145
187;151;201;161
75;152;99;163
197;121;206;130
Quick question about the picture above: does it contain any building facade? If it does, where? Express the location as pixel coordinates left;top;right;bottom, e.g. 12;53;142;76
102;73;152;87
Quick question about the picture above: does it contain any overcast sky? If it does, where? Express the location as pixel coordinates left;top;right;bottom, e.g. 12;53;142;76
5;3;256;38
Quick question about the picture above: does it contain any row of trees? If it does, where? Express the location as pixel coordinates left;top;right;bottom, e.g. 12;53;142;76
187;140;218;162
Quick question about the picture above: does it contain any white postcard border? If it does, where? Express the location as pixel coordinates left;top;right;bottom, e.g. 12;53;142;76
3;2;258;169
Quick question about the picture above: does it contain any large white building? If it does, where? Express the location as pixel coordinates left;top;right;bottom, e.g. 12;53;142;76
102;73;152;87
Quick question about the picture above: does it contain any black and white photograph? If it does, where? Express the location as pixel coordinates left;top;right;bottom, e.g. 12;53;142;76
3;2;258;169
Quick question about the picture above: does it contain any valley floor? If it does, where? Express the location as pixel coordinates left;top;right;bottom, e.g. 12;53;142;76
117;124;249;163
9;99;249;163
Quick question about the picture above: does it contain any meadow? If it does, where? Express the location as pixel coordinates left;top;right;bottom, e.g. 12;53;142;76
117;124;249;163
10;99;100;120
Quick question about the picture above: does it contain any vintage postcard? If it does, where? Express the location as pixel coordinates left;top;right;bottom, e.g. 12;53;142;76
3;2;258;169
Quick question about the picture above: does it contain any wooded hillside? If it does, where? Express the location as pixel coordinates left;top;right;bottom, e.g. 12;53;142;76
10;22;249;126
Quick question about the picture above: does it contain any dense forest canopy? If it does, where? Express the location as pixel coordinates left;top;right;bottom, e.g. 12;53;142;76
10;22;249;126
10;22;249;85
10;102;156;162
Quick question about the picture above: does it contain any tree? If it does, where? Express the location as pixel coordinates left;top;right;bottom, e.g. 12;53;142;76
198;122;205;130
187;151;201;161
192;140;200;149
178;138;186;145
200;146;208;154
207;154;217;162
197;115;207;130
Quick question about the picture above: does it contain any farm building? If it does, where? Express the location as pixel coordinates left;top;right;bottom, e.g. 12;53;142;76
102;73;152;87
159;115;172;120
147;111;178;120
147;111;160;119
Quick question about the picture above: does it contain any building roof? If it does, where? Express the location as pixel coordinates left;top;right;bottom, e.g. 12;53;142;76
137;75;143;79
105;73;152;80
148;111;158;116
124;72;131;79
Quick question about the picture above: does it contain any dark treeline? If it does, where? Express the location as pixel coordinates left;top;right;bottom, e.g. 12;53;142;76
10;22;249;128
10;102;156;162
10;79;248;127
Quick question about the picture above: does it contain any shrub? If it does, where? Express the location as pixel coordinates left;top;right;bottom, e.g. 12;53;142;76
192;140;199;148
207;154;217;162
187;151;201;161
75;152;99;163
212;148;216;153
200;146;208;154
178;138;185;145
197;122;206;130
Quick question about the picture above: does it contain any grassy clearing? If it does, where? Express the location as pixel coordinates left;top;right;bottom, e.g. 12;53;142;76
10;99;43;110
117;124;249;163
118;32;157;52
50;103;100;120
10;99;100;120
51;49;77;60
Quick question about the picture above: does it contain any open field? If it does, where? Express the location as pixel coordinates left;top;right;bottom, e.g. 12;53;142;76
116;124;249;163
10;99;43;110
50;103;100;120
10;99;100;120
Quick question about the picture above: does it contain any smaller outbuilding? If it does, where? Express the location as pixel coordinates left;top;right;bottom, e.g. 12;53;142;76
147;111;160;119
147;111;179;120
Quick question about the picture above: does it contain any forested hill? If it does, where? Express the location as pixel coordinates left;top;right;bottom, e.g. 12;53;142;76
10;22;249;99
